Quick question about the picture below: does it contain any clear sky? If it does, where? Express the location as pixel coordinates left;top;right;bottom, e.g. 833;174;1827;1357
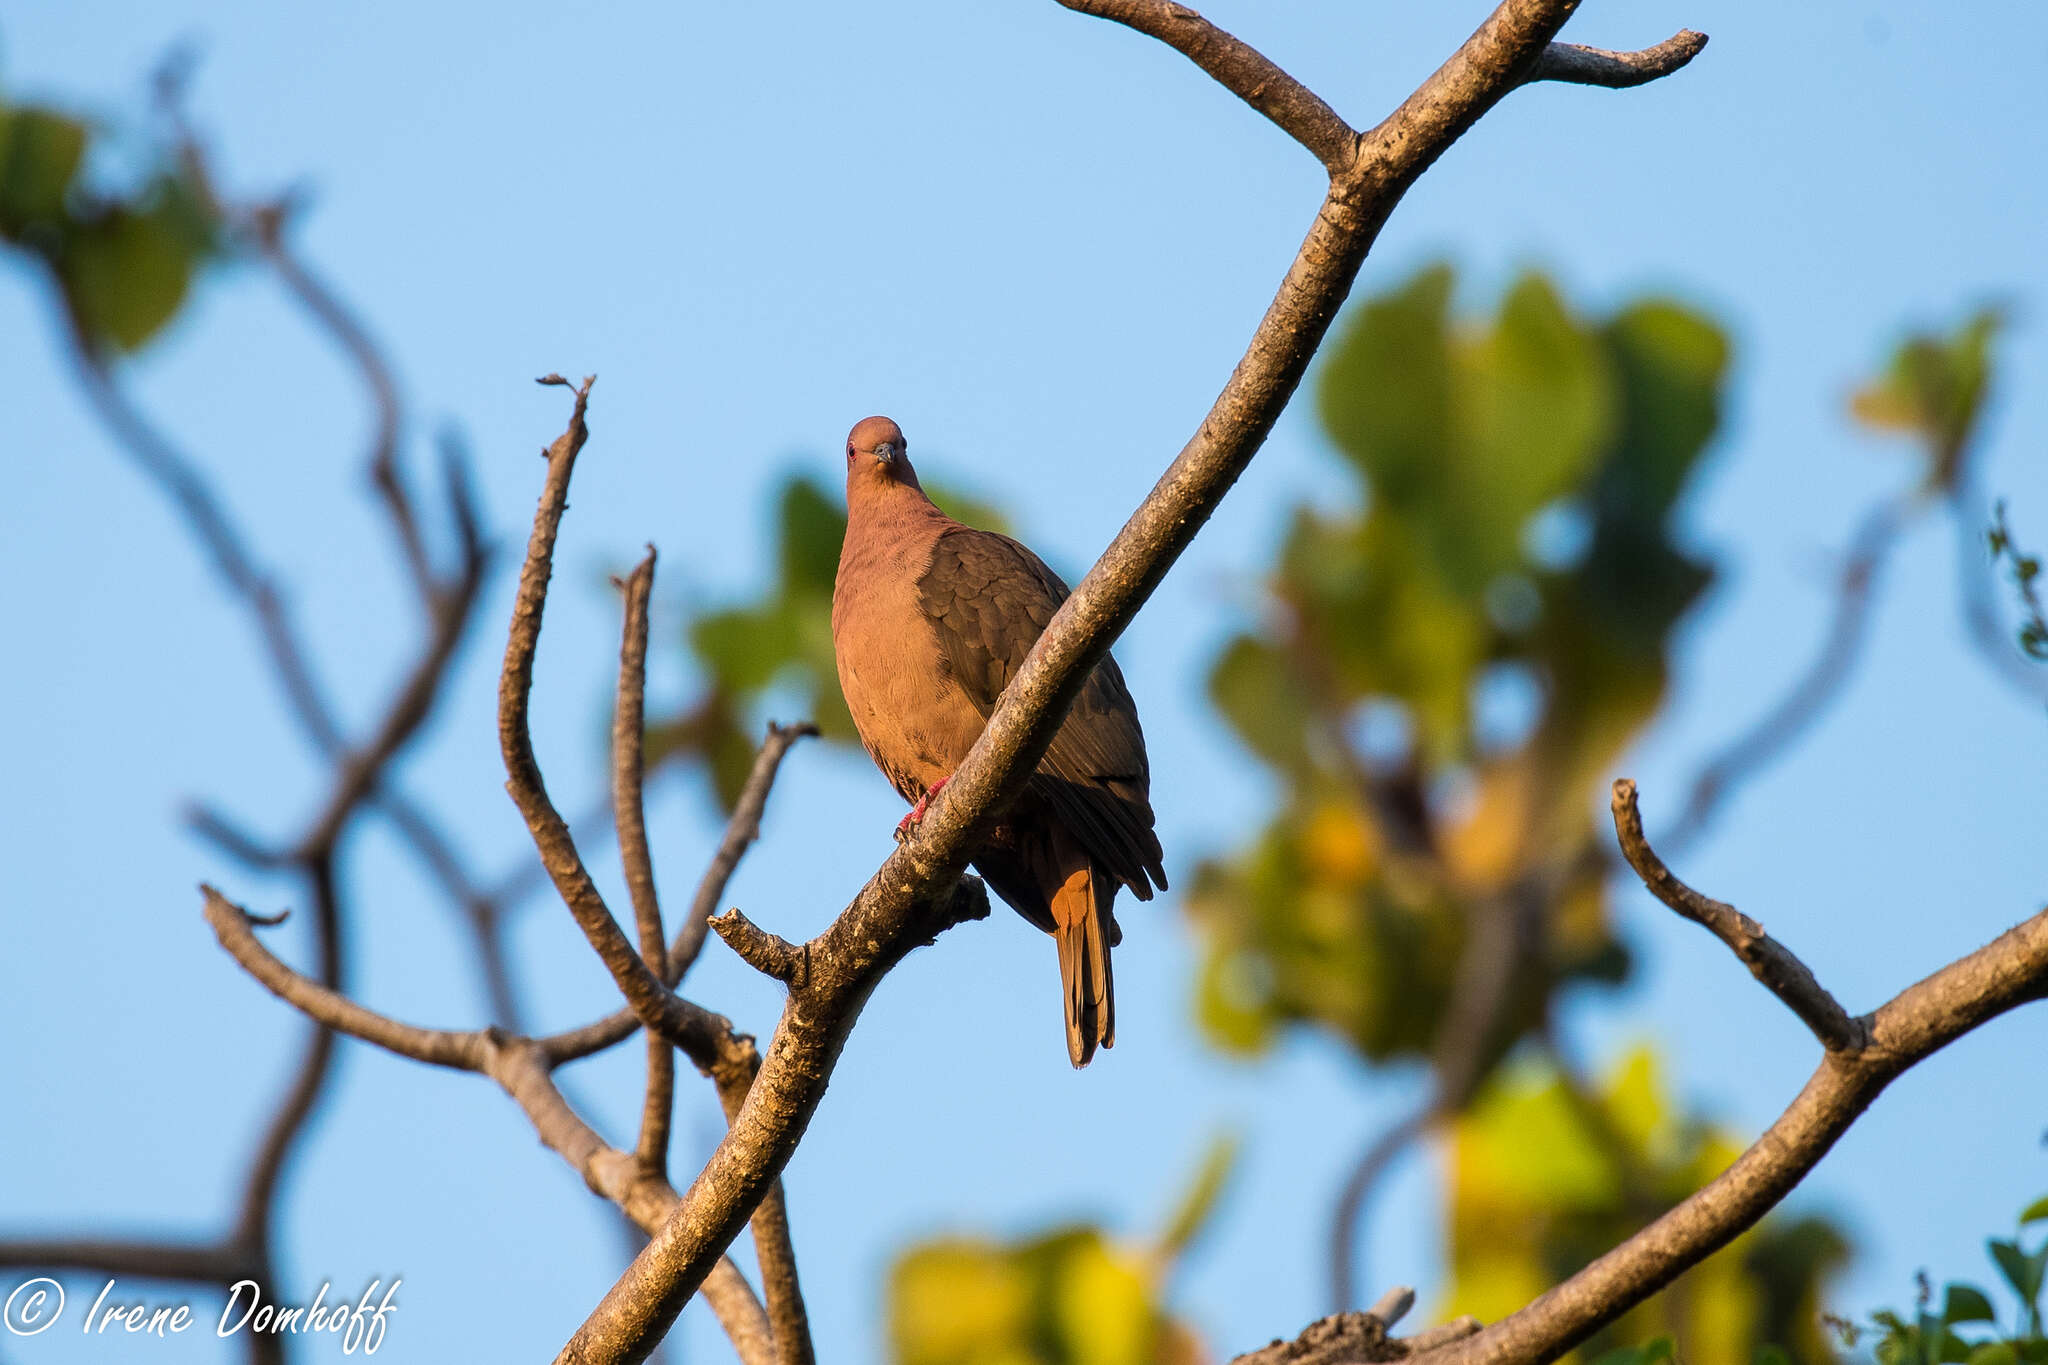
3;2;2046;1361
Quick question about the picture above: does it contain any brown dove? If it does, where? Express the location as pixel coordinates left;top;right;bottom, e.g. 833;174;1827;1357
831;415;1167;1068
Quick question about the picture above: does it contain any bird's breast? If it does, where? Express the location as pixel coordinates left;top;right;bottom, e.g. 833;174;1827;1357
833;537;985;802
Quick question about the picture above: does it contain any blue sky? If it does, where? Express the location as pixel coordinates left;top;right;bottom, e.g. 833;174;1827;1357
3;1;2046;1361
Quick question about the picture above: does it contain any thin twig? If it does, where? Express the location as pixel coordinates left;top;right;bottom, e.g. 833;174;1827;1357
496;376;707;1049
614;552;676;1179
1611;780;1861;1051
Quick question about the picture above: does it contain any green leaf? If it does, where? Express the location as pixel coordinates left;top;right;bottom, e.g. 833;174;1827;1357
2019;1194;2048;1227
1850;309;2003;486
1968;1344;2019;1365
773;476;845;594
1754;1344;1794;1365
1600;298;1730;518
1591;1337;1675;1365
690;604;800;694
60;200;208;351
1318;261;1454;507
1938;1328;1976;1364
1946;1283;1999;1325
1989;1240;2044;1307
1207;635;1313;774
0;104;88;231
1443;271;1612;587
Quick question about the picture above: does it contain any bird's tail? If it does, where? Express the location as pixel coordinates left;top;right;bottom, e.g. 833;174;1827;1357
1051;859;1116;1069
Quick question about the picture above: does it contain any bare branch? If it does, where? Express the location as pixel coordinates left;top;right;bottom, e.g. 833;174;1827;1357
535;724;815;1066
204;885;488;1070
1524;31;1708;89
1610;780;1861;1052
203;884;777;1365
1054;0;1359;171
0;1240;260;1287
1329;1108;1430;1315
1405;1318;1484;1352
558;3;1706;1359
1367;1288;1415;1329
710;909;808;984
1416;902;2048;1365
496;376;707;1051
1226;1288;1473;1365
613;551;676;1180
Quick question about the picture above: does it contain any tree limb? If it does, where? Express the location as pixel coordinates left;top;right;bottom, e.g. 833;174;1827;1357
1054;0;1359;171
1411;893;2048;1365
1610;780;1862;1052
555;2;1707;1361
199;885;778;1365
1523;32;1709;89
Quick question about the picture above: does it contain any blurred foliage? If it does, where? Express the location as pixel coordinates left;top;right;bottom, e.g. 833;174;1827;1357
650;471;1009;808
0;76;222;351
1987;502;2048;663
1849;308;2003;492
886;1137;1235;1365
1445;1047;1849;1365
1187;264;1728;1066
1825;1194;2048;1365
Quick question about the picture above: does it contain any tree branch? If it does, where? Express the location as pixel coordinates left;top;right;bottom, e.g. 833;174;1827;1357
556;2;1707;1361
1610;780;1862;1052
1228;1285;1479;1365
496;376;723;1059
1523;31;1708;89
1414;897;2048;1365
1053;0;1359;171
534;724;815;1068
710;909;808;984
200;884;778;1365
613;551;676;1180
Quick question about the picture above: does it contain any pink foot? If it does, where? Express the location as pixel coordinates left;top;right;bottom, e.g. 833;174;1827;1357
894;775;951;841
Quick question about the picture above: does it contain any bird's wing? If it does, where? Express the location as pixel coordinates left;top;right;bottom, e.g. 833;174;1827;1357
918;525;1166;895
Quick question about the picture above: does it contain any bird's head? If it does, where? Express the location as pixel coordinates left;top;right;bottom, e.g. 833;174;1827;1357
845;415;921;492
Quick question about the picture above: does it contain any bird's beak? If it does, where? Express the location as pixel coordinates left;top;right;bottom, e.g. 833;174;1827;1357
874;444;896;467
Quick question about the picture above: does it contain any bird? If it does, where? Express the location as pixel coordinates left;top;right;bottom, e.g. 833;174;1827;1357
831;415;1167;1068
